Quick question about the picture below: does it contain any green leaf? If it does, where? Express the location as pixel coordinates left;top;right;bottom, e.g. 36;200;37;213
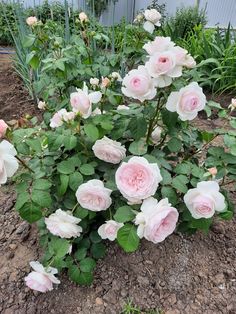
175;162;192;175
189;218;212;233
19;202;42;223
80;164;95;176
33;179;52;190
84;124;99;141
201;131;215;142
58;174;69;196
74;247;87;261
31;189;52;208
22;35;36;47
161;186;178;205
91;242;106;259
160;168;172;185
55;60;65;71
64;135;77;150
129;117;147;140
129;139;147;155
219;211;233;220
15;192;30;211
49;238;70;258
75;207;89;219
117;224;139;253
89;231;102;243
114;206;135;223
76;272;93;285
69;172;83;191
167;137;182;152
68;265;80;283
57;161;75;174
79;257;96;273
172;175;188;193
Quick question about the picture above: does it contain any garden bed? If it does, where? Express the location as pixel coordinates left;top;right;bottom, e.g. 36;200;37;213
0;60;236;314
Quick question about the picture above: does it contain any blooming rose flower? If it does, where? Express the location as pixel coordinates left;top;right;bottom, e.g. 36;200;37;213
117;105;130;110
0;120;8;138
143;36;175;55
70;83;102;118
166;82;206;121
135;197;179;243
26;16;38;26
115;156;162;204
184;181;226;219
50;109;75;128
45;209;82;238
122;66;156;102
151;126;162;144
92;137;126;164
38;101;46;110
145;50;182;88
98;220;124;241
0;140;18;185
79;12;88;23
25;261;60;293
90;78;99;86
143;9;161;34
172;46;196;69
76;179;112;211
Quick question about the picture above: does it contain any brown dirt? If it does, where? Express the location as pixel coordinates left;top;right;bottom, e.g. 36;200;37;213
0;54;40;121
0;60;236;314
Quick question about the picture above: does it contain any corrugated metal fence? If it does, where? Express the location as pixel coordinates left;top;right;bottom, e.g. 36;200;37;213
4;0;236;28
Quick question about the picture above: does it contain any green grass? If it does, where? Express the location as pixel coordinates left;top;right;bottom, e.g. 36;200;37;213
121;300;163;314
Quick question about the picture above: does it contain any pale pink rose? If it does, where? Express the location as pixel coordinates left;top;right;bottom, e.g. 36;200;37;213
26;16;38;26
45;209;82;238
144;9;161;25
151;126;162;144
0;120;8;138
98;220;124;241
25;261;60;293
38;101;46;110
122;66;156;102
145;50;182;88
143;36;175;55
70;83;102;118
63;111;75;122
79;12;88;23
208;167;217;176
0;140;18;185
115;156;162;204
101;77;110;88
172;46;196;68
49;109;74;128
135;197;179;243
76;179;112;211
143;9;161;33
92;136;126;164
166;82;206;121
184;181;226;219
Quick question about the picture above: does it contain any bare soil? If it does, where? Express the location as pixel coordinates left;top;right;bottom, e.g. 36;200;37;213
0;59;236;314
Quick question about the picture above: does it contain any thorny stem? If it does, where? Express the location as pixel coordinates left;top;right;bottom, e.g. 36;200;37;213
16;156;34;173
146;96;163;144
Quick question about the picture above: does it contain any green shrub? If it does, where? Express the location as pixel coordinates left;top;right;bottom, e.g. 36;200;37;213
162;5;207;41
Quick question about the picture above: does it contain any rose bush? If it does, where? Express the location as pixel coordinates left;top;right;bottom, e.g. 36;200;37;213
1;9;236;291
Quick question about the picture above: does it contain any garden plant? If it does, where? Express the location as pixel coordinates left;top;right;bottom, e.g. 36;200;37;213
1;6;236;293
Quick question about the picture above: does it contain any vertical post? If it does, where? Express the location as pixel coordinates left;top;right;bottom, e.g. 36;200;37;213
195;0;200;9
